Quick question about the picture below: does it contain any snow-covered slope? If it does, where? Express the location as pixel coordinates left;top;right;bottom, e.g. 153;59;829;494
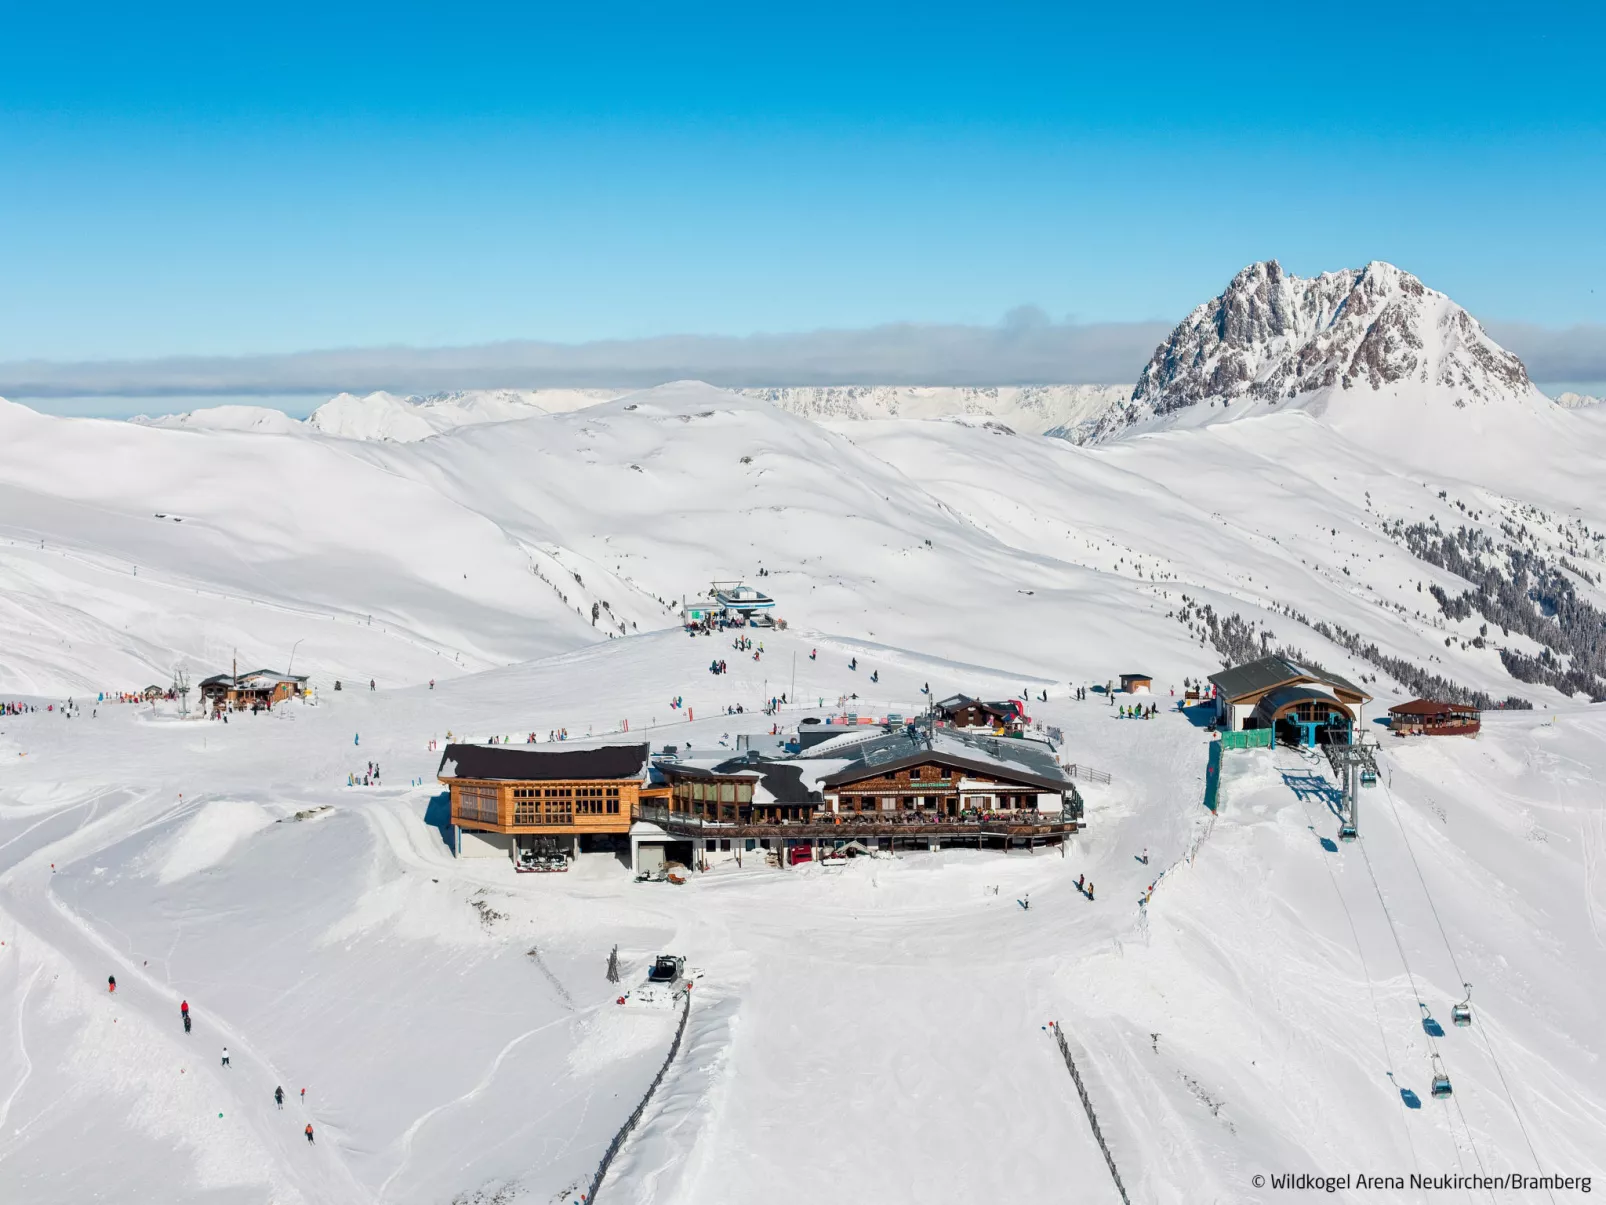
1094;261;1558;441
3;353;1606;1203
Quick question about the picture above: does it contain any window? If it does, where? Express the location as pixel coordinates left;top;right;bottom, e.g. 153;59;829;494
513;785;537;825
720;783;736;803
736;783;753;804
457;784;499;824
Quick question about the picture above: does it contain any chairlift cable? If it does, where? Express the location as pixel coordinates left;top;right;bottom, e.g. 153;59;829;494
1287;768;1426;1190
1375;779;1556;1204
1358;832;1493;1203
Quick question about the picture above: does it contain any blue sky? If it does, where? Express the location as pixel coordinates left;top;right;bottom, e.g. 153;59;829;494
2;1;1603;366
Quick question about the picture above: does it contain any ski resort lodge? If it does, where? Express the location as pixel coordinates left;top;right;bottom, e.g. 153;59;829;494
1207;654;1370;746
198;668;309;711
437;743;649;864
438;723;1083;872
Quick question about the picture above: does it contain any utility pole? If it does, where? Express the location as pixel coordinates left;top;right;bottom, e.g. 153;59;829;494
288;638;304;675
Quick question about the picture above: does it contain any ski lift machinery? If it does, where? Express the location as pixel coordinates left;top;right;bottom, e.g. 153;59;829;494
1323;738;1380;845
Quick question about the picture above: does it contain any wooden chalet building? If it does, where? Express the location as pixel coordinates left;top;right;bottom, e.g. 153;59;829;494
933;694;1023;733
1388;699;1481;737
1119;673;1153;694
199;669;309;711
819;749;1080;821
1208;655;1370;746
437;742;649;864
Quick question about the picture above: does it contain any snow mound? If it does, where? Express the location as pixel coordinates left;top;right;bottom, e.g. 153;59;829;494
157;799;277;883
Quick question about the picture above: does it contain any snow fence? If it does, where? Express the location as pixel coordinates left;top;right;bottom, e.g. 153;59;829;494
588;991;693;1203
1047;1022;1132;1205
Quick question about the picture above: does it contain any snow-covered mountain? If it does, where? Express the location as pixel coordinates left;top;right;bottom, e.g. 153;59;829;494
134;404;307;435
305;388;625;441
1553;390;1603;409
740;384;1132;440
1094;260;1554;440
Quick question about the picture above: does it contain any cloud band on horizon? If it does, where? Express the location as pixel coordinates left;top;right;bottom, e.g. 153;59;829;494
1;318;1601;399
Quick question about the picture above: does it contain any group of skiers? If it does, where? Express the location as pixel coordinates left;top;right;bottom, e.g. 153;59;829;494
107;984;318;1145
347;761;382;787
1119;703;1160;719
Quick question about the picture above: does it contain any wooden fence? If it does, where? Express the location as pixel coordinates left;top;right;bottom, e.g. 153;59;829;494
1048;1022;1132;1205
587;991;693;1203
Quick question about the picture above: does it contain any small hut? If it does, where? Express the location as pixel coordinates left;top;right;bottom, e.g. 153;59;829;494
1119;673;1153;694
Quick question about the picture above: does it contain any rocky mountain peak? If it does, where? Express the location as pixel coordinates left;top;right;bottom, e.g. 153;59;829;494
1096;260;1534;437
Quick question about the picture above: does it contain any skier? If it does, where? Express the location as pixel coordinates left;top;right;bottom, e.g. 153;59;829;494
369;679;375;691
849;657;857;671
1087;882;1095;901
354;733;360;746
184;1013;192;1034
107;975;116;993
180;999;189;1020
870;670;879;683
221;1046;231;1068
305;1124;315;1145
275;1086;285;1110
429;679;434;690
809;649;817;660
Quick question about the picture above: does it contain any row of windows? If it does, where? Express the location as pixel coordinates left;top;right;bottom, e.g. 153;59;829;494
673;780;755;804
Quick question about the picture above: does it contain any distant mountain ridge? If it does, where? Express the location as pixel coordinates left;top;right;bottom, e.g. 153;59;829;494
1093;260;1552;439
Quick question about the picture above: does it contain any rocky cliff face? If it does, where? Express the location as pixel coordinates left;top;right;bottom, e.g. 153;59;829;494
1095;260;1536;437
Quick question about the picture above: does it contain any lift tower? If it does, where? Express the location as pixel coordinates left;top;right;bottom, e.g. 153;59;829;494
1323;738;1378;841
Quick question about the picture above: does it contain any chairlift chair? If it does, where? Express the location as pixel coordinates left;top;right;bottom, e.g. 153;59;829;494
1451;983;1473;1028
1429;1054;1453;1099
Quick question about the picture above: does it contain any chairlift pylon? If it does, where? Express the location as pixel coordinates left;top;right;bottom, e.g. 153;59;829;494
1451;983;1472;1028
1429;1054;1453;1099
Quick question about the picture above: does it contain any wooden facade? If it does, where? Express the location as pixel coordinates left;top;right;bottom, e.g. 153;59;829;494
934;695;1022;732
821;753;1078;823
447;777;640;835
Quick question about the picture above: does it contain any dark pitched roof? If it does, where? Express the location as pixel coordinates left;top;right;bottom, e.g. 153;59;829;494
1208;655;1371;704
437;742;649;782
820;750;1070;793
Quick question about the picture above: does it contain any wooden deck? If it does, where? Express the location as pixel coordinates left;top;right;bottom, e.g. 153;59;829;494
635;803;1076;841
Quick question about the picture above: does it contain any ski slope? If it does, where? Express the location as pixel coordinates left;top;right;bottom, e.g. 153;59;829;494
1;378;1604;1202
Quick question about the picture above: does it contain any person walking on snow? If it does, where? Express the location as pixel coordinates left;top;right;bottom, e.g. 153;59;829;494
275;1086;285;1109
305;1124;315;1145
107;975;116;993
221;1046;230;1068
180;999;189;1019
